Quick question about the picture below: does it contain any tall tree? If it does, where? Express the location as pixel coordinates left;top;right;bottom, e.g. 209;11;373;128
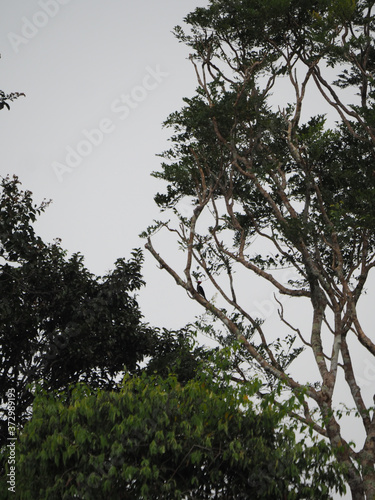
0;176;153;448
8;371;345;499
144;0;375;497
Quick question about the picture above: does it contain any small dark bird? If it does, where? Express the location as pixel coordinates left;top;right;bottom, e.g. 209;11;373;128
196;281;206;299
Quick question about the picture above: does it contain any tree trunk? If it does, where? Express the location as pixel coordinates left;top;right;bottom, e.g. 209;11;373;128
348;477;365;500
363;473;375;500
360;440;375;499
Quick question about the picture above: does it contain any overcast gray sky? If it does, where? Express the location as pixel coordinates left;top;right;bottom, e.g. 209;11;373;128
0;0;211;328
1;4;373;497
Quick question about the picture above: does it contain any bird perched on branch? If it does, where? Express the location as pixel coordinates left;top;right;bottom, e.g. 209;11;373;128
196;281;206;299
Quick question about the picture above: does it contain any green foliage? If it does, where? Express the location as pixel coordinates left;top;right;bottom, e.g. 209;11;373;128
9;372;345;499
144;326;211;384
0;176;154;447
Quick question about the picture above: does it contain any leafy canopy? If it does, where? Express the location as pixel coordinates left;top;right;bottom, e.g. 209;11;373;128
11;372;346;500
